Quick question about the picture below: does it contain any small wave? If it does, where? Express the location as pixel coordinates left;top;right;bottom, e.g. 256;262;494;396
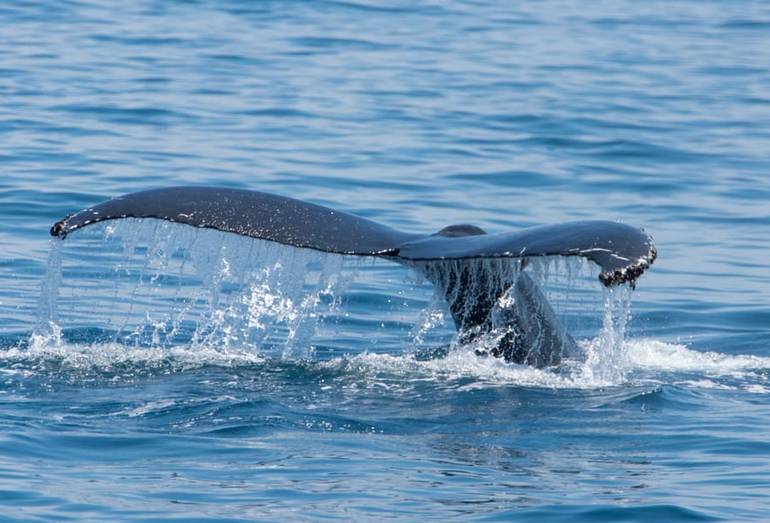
122;398;179;418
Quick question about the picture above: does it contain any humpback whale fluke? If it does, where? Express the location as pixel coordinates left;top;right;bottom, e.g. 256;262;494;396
51;186;656;367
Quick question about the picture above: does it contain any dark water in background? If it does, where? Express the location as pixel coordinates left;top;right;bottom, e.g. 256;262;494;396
2;1;770;521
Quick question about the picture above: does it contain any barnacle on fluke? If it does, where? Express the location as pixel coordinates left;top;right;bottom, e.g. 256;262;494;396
599;245;658;289
50;214;74;238
51;186;656;368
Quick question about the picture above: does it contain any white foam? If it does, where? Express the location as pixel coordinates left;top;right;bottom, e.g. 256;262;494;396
333;350;594;389
4;334;265;371
624;338;770;373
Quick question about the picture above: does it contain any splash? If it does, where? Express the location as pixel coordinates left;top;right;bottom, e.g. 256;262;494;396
626;339;770;372
28;218;645;387
34;219;356;358
580;284;633;384
410;254;630;379
24;222;770;393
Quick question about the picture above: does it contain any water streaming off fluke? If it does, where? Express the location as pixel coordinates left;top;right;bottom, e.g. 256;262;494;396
29;218;643;386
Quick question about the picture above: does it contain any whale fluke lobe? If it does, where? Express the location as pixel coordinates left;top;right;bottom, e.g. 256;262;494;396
51;186;656;367
50;187;418;256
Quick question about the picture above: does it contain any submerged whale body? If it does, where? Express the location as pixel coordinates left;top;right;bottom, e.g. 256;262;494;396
51;186;657;368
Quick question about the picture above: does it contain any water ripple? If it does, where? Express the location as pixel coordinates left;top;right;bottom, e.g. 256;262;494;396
1;0;770;520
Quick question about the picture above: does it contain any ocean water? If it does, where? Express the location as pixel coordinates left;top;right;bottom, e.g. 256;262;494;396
2;0;770;521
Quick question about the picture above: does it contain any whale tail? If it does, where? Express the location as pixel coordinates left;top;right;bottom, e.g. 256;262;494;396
417;258;578;367
51;186;656;367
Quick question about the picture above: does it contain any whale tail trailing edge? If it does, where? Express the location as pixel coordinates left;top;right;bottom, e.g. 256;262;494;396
51;186;657;367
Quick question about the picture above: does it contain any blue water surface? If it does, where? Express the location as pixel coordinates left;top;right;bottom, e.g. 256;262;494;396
2;1;770;521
